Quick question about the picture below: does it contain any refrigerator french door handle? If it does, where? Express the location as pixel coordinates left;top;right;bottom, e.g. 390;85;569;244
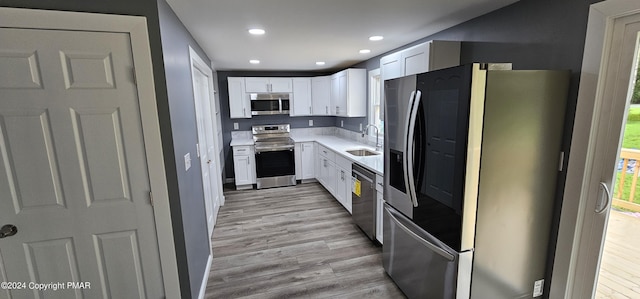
385;206;455;261
403;91;416;205
406;90;422;208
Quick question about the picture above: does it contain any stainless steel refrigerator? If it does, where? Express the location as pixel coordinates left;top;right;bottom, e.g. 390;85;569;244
383;63;569;299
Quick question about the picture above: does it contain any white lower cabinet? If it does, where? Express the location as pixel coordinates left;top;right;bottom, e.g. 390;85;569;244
376;174;384;244
232;145;255;189
295;142;315;180
317;154;337;196
336;165;352;214
315;143;353;214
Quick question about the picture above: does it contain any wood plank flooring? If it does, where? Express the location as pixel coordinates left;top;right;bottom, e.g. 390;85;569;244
596;210;640;298
205;183;406;298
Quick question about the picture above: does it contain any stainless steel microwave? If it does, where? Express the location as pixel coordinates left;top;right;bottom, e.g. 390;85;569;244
250;93;290;115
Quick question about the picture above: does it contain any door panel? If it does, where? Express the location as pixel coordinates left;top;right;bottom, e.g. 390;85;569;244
0;28;164;298
0;109;65;211
93;231;145;298
0;50;43;89
71;108;131;204
25;238;82;298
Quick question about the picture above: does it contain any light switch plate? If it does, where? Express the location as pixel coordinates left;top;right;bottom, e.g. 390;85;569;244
341;120;344;127
359;123;363;131
309;120;313;126
233;122;239;130
184;153;191;171
533;279;544;297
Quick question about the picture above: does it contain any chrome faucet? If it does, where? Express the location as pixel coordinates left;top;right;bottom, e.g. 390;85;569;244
362;124;382;151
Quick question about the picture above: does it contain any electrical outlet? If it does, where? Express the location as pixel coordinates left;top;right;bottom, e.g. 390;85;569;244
533;279;544;297
184;153;191;171
359;123;363;131
341;120;344;127
309;120;313;126
233;122;239;130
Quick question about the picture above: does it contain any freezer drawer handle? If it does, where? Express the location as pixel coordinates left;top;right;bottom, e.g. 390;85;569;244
386;208;454;261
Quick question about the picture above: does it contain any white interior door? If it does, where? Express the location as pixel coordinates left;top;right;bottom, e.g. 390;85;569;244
190;48;222;238
0;28;164;298
571;13;640;299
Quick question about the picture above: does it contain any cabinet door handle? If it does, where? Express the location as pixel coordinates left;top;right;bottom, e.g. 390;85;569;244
309;107;312;114
243;108;246;116
326;106;328;114
247;158;249;165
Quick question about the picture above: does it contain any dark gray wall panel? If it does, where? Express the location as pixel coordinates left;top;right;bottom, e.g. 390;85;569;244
157;0;211;297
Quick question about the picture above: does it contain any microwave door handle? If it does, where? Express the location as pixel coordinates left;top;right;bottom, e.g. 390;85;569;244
278;98;283;113
406;90;421;208
403;91;416;206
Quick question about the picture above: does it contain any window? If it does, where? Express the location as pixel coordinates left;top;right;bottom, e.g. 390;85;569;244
368;69;383;136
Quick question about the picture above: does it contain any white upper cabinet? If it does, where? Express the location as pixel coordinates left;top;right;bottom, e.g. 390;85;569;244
331;69;366;117
380;51;404;81
312;76;332;116
228;77;251;118
291;78;312;116
245;77;292;93
380;40;460;81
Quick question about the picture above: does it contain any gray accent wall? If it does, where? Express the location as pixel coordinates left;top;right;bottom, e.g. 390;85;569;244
157;0;211;297
347;0;602;295
217;71;334;179
0;1;208;297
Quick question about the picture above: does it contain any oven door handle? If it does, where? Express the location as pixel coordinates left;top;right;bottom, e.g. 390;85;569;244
255;145;295;153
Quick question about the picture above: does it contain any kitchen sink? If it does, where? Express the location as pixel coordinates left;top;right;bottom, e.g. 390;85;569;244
346;149;380;156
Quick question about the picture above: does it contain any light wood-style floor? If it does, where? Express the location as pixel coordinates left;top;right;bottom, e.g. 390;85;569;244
596;210;640;298
205;183;406;298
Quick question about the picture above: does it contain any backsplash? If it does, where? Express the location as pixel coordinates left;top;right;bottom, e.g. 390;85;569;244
232;127;383;148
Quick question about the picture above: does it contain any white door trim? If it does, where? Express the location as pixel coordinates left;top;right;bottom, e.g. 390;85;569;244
0;7;180;298
189;46;224;226
551;1;640;298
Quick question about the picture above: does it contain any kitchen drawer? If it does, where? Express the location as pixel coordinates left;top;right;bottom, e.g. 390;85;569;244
335;154;351;170
376;174;384;193
233;146;253;155
317;144;335;161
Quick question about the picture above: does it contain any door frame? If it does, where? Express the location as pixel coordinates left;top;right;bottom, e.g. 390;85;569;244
0;7;180;298
551;0;640;298
188;46;219;299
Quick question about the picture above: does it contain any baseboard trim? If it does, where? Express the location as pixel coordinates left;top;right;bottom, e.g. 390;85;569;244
197;254;213;299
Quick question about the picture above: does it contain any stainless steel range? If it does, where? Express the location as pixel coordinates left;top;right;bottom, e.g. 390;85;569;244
252;124;296;189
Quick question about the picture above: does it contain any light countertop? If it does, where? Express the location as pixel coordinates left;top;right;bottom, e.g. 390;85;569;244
229;137;254;146
231;134;383;175
296;136;383;176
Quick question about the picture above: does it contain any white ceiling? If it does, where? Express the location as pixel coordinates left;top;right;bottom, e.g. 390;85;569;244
165;0;519;71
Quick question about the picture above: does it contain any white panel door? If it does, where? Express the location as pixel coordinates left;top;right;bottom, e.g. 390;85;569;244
192;65;219;238
0;28;163;298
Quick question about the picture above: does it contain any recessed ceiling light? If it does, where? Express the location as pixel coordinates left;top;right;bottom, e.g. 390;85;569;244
369;35;384;41
359;49;371;54
316;61;326;66
248;28;265;35
249;59;260;64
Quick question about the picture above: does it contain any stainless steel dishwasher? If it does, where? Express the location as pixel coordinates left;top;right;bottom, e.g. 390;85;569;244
352;164;376;241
